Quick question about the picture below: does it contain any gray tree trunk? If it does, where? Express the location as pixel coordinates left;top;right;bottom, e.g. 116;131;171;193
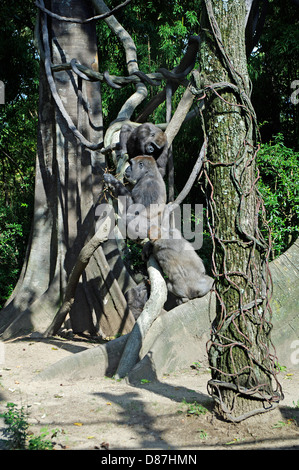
0;0;135;339
199;0;283;421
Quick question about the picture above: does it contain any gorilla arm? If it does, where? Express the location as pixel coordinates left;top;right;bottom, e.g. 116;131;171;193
103;172;133;208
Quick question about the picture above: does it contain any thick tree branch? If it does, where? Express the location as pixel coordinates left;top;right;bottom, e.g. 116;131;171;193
39;0;103;149
115;255;168;379
164;85;195;148
44;210;114;337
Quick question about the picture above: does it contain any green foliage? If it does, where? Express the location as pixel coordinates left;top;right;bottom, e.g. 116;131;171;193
27;428;55;451
0;1;37;308
0;402;57;450
123;240;147;276
0;209;23;306
0;1;38;102
197;429;208;439
1;402;29;449
0;99;36;308
179;399;208;416
248;0;299;149
98;0;201;124
257;134;299;257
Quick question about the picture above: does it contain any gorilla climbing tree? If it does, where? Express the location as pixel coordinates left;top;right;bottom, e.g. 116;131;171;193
0;0;283;422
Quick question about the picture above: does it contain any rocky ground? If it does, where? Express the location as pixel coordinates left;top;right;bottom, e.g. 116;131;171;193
0;335;298;451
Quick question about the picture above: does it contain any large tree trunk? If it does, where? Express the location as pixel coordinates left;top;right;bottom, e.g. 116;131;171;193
0;0;135;339
199;0;282;421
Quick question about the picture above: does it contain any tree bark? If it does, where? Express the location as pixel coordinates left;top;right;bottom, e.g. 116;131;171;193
0;0;134;339
199;0;282;421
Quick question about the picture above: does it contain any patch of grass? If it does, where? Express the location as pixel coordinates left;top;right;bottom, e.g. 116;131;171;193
179;399;208;416
197;429;208;439
140;379;151;384
275;362;287;372
225;437;244;445
0;402;59;450
190;361;202;372
272;419;295;429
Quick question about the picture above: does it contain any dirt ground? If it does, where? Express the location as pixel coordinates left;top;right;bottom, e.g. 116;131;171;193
0;335;298;451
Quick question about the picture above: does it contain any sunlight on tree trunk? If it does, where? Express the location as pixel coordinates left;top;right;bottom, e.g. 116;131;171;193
0;0;135;339
199;0;282;421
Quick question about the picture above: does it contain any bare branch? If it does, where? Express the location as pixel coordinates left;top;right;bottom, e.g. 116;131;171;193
51;62;164;87
165;86;195;148
91;0;147;121
36;0;131;24
162;138;207;227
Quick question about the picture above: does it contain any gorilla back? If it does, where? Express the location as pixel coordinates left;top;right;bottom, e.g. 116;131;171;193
103;156;166;240
125;156;166;207
148;228;214;304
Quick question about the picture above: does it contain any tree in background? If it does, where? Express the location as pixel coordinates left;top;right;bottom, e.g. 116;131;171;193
248;0;299;150
0;0;38;308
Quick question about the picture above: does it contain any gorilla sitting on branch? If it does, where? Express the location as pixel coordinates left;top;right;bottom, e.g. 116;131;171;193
103;150;214;312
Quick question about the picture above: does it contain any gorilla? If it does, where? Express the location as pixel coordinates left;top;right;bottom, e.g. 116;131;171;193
119;122;169;177
103;155;166;240
143;228;214;304
124;280;151;320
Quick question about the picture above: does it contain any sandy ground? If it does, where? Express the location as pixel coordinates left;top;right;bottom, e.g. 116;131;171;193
0;335;298;451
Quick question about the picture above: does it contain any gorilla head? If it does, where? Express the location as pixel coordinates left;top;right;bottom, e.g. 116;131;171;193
124;155;157;185
119;123;169;177
129;123;167;158
125;156;167;210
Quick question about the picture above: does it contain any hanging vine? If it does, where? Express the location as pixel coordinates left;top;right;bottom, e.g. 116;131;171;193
195;0;284;422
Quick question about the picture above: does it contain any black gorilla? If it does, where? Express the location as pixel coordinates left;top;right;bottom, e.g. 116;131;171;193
143;228;214;304
119;123;169;177
124;281;151;320
103;155;166;240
